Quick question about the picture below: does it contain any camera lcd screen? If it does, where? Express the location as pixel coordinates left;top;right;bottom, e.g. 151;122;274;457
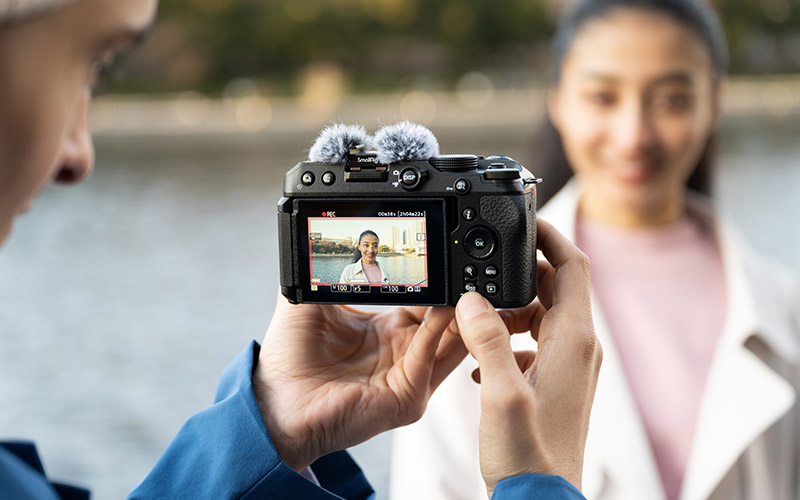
296;199;447;305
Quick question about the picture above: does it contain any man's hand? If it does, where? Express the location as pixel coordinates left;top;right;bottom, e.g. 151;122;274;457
455;219;602;496
253;299;466;471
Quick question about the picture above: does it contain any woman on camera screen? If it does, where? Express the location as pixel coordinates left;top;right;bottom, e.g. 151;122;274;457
339;230;390;284
391;1;800;499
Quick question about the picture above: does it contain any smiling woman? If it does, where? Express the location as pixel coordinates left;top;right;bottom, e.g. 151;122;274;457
339;230;391;285
391;1;800;500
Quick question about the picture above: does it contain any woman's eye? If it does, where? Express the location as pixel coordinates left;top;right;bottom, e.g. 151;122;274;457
585;91;616;107
655;92;693;112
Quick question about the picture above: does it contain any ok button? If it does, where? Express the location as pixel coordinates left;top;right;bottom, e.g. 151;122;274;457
464;227;496;259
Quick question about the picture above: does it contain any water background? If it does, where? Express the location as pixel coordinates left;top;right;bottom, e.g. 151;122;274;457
1;89;799;498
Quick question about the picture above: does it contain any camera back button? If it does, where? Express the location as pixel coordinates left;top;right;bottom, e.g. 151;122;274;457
464;227;496;259
464;265;478;279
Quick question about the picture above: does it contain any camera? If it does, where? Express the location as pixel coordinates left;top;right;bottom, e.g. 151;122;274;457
277;122;540;307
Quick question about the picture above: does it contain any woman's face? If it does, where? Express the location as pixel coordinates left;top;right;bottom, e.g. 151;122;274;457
549;7;719;226
0;0;158;244
359;234;380;264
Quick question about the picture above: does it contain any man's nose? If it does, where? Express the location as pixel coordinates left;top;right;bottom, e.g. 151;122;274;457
55;89;95;184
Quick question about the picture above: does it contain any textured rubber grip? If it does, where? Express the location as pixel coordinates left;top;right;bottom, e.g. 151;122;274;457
479;192;537;304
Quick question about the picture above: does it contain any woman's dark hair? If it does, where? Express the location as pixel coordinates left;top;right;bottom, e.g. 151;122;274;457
535;0;727;206
352;230;379;263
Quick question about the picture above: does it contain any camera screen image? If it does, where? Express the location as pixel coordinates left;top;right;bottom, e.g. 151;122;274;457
296;199;447;305
308;218;428;287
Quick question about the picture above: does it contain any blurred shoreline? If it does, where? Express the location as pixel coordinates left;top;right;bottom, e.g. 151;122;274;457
91;77;800;142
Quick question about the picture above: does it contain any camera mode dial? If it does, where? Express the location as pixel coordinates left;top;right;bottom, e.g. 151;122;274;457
430;154;478;171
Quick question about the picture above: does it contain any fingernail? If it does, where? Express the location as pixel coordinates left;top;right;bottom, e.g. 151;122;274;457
457;292;489;320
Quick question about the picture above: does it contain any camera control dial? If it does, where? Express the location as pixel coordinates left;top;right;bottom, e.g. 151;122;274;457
484;168;521;181
429;154;478;171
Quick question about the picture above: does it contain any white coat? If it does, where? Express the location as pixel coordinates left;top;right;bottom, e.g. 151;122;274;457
338;258;390;284
390;180;800;500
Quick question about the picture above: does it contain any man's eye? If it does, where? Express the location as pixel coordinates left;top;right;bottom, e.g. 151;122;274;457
89;53;120;95
89;61;103;87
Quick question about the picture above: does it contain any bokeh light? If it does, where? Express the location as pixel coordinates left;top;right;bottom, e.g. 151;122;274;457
455;71;495;109
172;91;211;127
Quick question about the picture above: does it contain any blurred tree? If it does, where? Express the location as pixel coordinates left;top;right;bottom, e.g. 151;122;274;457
104;0;800;94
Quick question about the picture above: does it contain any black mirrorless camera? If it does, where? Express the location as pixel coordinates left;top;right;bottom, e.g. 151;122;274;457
277;122;540;307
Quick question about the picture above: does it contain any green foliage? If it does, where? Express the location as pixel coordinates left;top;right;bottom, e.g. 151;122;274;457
118;0;800;93
312;241;353;255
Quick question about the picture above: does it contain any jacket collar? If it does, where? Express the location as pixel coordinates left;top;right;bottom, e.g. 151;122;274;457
681;198;797;500
540;180;798;500
352;258;389;283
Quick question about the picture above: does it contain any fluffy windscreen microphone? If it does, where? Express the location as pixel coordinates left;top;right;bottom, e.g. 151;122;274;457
373;121;440;164
308;123;372;163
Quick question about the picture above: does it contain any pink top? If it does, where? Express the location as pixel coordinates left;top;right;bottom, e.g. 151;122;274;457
362;261;383;284
577;215;726;500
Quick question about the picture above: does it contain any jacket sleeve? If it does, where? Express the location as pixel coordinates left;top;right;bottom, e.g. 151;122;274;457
127;341;374;500
491;474;587;500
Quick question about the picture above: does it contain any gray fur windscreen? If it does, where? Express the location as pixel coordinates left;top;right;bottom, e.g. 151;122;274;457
308;123;372;163
373;121;440;164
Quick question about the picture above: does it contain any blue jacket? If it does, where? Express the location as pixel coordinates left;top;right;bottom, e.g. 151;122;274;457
2;341;586;500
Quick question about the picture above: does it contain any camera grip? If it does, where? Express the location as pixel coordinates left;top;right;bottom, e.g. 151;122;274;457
480;192;537;305
278;199;299;303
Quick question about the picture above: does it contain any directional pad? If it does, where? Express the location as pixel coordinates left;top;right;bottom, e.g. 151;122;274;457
464;227;496;259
